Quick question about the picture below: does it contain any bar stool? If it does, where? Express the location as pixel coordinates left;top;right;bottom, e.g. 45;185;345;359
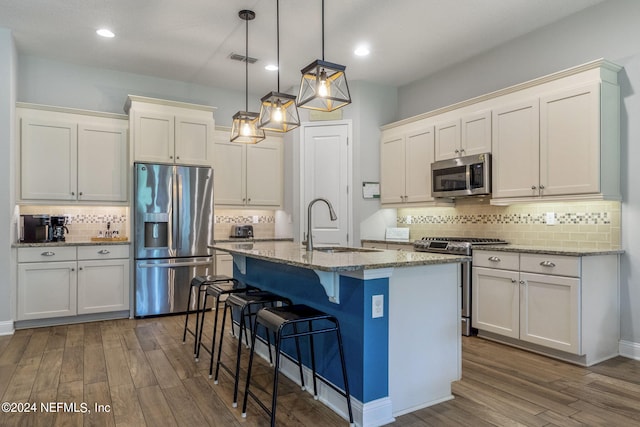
242;304;354;427
195;280;259;361
182;275;234;358
212;291;293;408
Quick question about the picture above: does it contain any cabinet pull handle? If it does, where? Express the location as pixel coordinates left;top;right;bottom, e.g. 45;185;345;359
488;256;501;262
540;261;556;267
41;251;55;256
98;249;111;255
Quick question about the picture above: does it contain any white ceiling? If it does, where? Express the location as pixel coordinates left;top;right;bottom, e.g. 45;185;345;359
0;0;605;96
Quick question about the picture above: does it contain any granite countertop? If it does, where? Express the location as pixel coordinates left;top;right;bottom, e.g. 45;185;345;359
13;240;131;248
361;239;413;245
476;244;624;257
211;241;470;272
213;237;294;243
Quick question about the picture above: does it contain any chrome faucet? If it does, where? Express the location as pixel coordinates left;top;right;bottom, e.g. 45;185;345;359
306;197;337;251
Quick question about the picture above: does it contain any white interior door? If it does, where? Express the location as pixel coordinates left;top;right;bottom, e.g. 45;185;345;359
302;123;350;246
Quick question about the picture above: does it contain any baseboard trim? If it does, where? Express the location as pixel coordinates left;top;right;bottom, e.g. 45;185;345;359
619;340;640;360
0;320;15;336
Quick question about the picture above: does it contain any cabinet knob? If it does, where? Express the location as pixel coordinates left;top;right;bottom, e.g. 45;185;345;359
488;256;501;262
539;184;545;190
460;149;465;154
170;155;173;159
540;261;556;268
79;267;83;271
247;198;251;202
511;279;517;283
79;191;83;196
71;191;75;196
176;156;180;159
519;280;525;285
41;251;55;256
71;268;75;272
455;149;460;154
531;186;537;190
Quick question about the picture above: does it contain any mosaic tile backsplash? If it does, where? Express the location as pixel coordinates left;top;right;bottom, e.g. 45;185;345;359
398;200;621;249
214;209;276;239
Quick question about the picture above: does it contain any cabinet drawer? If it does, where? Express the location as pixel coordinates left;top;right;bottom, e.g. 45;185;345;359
77;245;130;260
520;253;580;277
473;250;519;270
18;246;77;262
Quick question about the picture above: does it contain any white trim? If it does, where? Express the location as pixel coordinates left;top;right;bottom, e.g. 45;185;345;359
0;320;15;336
341;268;394;281
619;340;640;360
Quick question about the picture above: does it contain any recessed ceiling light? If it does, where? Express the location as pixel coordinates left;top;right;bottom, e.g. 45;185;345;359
265;64;278;71
354;45;370;57
96;28;115;38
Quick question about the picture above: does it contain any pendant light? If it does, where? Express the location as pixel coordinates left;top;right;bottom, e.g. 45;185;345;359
297;0;351;112
258;0;300;133
231;10;265;144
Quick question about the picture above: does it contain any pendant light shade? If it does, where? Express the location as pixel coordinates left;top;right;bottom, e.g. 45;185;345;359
297;0;351;112
258;0;300;133
231;9;265;144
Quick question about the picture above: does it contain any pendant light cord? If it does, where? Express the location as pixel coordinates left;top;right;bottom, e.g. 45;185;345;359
277;0;280;92
321;0;325;61
244;14;249;111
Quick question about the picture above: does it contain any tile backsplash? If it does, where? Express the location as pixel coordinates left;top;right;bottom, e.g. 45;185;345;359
214;209;276;239
398;200;621;249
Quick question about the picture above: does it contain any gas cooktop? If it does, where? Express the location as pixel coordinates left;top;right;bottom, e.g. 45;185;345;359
413;237;508;254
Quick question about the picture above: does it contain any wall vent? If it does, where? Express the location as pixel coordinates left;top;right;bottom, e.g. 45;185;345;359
229;53;258;64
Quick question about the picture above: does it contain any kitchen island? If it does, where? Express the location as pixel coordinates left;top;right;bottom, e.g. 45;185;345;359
210;241;470;427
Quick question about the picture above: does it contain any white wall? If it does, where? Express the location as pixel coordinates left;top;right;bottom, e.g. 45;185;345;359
0;29;16;333
398;0;640;348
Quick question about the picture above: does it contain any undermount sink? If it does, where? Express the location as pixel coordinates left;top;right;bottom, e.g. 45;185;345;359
312;246;382;254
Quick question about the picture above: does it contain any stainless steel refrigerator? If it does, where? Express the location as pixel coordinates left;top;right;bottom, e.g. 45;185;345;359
134;162;214;317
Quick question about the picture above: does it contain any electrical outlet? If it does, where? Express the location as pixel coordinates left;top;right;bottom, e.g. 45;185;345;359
546;212;556;226
372;295;384;318
406;215;412;225
252;215;259;224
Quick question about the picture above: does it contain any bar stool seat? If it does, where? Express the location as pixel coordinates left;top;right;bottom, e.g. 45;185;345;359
212;290;293;408
182;275;234;358
242;304;354;427
195;279;259;361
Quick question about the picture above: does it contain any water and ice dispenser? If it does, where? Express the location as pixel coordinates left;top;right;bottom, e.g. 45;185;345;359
144;212;169;248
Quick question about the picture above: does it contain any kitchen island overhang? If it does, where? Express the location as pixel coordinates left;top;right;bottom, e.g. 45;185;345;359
210;241;470;427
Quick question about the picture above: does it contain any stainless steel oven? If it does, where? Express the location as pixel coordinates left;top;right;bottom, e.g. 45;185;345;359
414;237;507;336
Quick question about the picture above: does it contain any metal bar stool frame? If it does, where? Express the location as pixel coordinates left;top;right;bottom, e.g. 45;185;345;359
212;291;295;408
182;275;234;358
242;304;354;427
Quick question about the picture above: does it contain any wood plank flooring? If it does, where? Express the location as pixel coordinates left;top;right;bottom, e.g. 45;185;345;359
1;312;640;426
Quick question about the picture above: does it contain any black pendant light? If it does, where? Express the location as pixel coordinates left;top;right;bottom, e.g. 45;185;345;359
297;0;351;112
231;9;266;144
258;0;300;133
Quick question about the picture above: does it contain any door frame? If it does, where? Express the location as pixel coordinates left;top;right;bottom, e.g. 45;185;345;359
298;120;353;247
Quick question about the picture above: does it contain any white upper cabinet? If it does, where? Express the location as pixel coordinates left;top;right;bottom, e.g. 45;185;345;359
18;104;128;203
213;129;283;208
434;110;491;161
381;122;435;205
126;95;215;166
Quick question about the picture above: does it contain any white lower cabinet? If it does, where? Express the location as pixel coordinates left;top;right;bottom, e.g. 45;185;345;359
473;250;619;365
17;245;130;321
215;252;234;277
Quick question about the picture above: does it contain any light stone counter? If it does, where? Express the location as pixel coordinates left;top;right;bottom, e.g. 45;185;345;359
13;240;130;248
480;244;623;257
210;240;469;272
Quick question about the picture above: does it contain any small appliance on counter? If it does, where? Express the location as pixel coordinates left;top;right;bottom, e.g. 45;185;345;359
19;214;50;243
48;216;69;242
229;224;254;238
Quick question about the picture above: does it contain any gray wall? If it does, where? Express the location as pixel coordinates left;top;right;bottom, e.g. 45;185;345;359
0;30;16;331
399;0;640;346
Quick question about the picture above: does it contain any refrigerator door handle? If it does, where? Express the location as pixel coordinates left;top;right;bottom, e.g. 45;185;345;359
176;171;182;250
138;260;212;268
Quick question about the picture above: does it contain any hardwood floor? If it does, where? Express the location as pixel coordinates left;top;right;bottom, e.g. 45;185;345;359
1;312;640;426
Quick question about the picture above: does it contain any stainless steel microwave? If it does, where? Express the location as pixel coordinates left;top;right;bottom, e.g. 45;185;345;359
431;153;491;198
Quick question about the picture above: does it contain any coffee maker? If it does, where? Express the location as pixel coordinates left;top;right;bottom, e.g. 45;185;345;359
20;214;50;243
48;216;69;242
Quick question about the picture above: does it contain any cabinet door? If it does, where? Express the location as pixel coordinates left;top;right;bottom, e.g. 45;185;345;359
18;262;77;320
77;259;129;314
246;137;283;206
434;119;460;161
472;267;519;338
133;111;174;163
21;118;77;200
213;138;246;205
519;272;580;354
215;253;234;277
175;116;214;166
492;100;540;198
380;134;406;204
405;127;434;203
461;110;492;156
540;83;600;196
77;121;128;201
